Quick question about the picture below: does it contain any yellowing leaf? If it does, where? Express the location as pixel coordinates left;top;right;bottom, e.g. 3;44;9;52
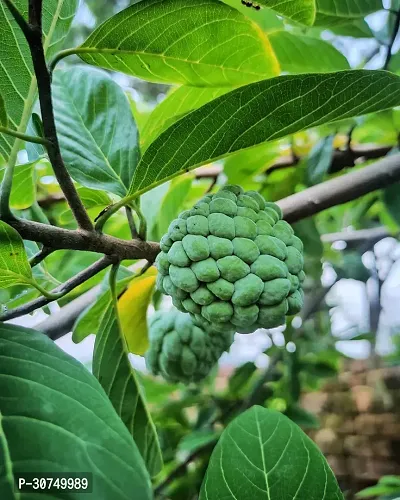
117;266;157;355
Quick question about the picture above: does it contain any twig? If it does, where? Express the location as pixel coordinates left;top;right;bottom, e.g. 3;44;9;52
321;227;395;244
4;0;93;231
125;207;139;239
0;255;116;321
29;247;54;268
383;8;400;70
278;153;400;223
0;126;50;146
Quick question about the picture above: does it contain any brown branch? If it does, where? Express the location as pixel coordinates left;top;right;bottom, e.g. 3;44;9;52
279;153;400;223
0;255;116;321
7;0;93;231
29;246;54;267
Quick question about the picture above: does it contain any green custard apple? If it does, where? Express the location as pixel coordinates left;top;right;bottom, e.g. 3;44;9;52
146;309;234;383
155;185;305;335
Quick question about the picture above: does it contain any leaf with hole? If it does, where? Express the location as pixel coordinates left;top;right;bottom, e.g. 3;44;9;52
200;406;344;500
52;66;139;197
0;0;78;158
129;70;400;197
269;32;349;73
0;322;152;499
78;0;279;87
93;301;162;477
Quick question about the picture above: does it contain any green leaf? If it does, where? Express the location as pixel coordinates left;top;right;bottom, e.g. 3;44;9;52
157;174;193;239
257;0;316;26
0;93;7;127
72;275;134;343
178;429;219;454
0;221;33;289
222;0;284;31
52;66;139;197
0;322;152;499
129;70;400;197
306;135;335;185
200;406;343;500
0;0;78;159
315;0;382;26
357;485;400;498
383;182;400;227
93;302;163;477
0;161;36;209
269;32;349;73
285;405;320;429
142;86;230;150
79;0;279;87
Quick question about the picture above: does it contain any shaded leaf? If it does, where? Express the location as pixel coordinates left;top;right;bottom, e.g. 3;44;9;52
315;0;382;26
257;0;316;26
0;0;78;158
72;274;134;343
228;362;257;396
285;405;320;429
328;19;374;38
306;135;335;185
383;182;400;227
200;406;343;500
79;0;279;87
269;32;349;73
0;93;7;126
178;430;219;453
52;66;139;197
0;221;33;289
93;301;163;477
129;70;400;197
0;322;152;499
117;267;157;355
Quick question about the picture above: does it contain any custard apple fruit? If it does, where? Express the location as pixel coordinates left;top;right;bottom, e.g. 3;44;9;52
155;185;304;334
146;309;233;383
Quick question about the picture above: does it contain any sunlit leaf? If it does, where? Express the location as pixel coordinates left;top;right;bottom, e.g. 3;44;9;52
142;87;230;150
117;267;157;355
79;0;279;87
257;0;316;26
129;70;400;197
200;406;343;500
0;0;78;158
93;300;163;477
52;66;139;197
0;161;36;209
0;323;152;499
0;221;34;289
222;0;284;31
269;32;349;73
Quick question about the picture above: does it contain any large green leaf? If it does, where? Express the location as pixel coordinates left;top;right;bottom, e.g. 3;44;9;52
52;66;139;197
200;406;343;500
269;32;349;73
222;0;284;31
0;221;33;289
0;323;152;499
315;0;382;26
257;0;316;26
93;302;163;477
142;86;230;150
78;0;279;87
0;0;78;159
129;70;400;196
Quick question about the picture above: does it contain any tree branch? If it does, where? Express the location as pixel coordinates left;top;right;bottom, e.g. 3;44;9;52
279;153;400;222
8;0;94;231
29;246;54;267
383;8;400;71
321;227;396;244
0;255;116;321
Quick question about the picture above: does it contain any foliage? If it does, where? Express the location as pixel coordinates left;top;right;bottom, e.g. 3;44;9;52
0;0;400;498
